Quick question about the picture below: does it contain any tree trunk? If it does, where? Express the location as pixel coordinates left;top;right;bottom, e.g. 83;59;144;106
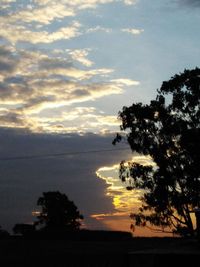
195;209;200;240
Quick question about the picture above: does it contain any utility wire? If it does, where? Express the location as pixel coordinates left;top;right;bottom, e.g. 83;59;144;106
0;147;130;161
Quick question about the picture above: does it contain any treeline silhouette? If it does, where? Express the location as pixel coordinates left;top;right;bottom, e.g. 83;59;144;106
11;228;133;241
0;190;132;242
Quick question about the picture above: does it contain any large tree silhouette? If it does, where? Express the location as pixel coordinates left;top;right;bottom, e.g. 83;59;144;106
35;191;83;231
113;68;200;237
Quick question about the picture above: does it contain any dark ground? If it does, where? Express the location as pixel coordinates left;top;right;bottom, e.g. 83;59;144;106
0;236;200;267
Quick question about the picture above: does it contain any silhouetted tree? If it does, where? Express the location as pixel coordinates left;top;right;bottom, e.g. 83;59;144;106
113;68;200;237
35;191;83;231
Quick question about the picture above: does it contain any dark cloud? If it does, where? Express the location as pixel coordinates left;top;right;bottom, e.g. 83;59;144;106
0;46;13;57
0;81;28;101
22;95;56;110
4;76;25;84
39;57;73;70
0;46;18;73
0;128;131;232
73;89;90;97
176;0;200;7
0;112;22;124
0;60;15;72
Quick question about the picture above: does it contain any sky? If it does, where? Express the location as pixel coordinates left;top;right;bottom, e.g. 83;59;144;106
0;0;200;235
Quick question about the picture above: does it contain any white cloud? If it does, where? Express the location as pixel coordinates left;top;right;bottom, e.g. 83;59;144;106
0;1;139;46
111;78;140;86
123;0;138;5
0;45;126;133
122;28;144;35
87;26;112;34
40;107;121;133
34;0;114;9
66;49;94;67
35;65;113;80
10;3;75;25
0;0;119;27
0;21;81;45
0;0;141;134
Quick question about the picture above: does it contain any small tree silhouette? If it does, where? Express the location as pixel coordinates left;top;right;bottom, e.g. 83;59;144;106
35;191;83;231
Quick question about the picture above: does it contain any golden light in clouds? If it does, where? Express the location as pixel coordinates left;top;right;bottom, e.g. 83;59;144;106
95;155;171;236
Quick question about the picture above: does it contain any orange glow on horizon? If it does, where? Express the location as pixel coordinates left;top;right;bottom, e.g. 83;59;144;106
95;156;174;237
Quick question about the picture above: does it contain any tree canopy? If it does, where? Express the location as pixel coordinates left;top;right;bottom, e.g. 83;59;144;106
113;68;200;237
35;191;83;231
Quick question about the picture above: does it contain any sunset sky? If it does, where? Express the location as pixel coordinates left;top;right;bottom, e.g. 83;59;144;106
0;0;200;235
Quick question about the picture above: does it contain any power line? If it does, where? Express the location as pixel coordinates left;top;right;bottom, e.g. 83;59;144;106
0;147;130;161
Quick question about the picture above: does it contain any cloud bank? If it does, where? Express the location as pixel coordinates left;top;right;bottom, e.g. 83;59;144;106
0;0;140;134
0;44;139;133
0;128;132;232
177;0;200;7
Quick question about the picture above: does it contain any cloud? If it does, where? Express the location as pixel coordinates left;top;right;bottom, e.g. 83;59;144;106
0;21;82;44
33;0;115;10
30;107;121;134
122;28;144;35
95;154;155;232
0;128;132;232
68;0;114;10
38;57;73;70
123;0;138;5
175;0;200;7
95;162;141;229
10;3;75;25
0;45;127;133
0;46;18;78
1;0;16;9
111;78;140;86
0;110;23;127
67;49;94;67
1;0;15;3
0;0;140;46
1;0;135;28
86;26;112;34
1;1;106;27
0;59;15;73
0;1;141;134
32;66;114;80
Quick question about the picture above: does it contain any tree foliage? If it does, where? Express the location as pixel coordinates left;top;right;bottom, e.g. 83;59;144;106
113;68;200;236
35;191;83;231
